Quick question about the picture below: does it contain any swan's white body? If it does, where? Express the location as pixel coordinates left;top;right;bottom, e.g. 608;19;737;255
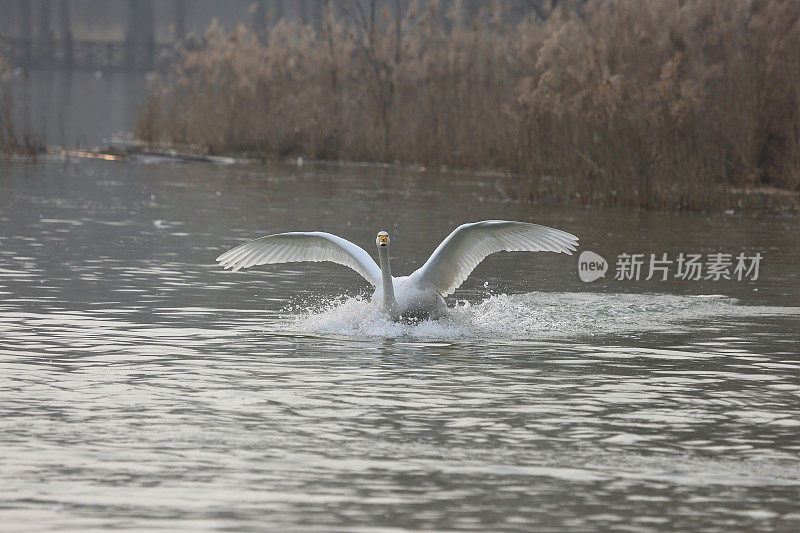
217;221;578;321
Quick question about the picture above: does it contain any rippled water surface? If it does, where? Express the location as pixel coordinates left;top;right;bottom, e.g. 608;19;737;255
1;158;799;531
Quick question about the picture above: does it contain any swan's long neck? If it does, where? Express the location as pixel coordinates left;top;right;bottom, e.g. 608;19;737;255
378;246;398;317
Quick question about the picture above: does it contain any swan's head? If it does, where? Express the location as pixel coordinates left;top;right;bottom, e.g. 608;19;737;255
376;231;390;247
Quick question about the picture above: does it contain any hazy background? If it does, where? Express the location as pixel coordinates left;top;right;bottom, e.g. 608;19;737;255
1;0;798;210
0;1;542;44
0;0;549;146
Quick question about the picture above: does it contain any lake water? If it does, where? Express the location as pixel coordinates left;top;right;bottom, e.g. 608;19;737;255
1;156;798;531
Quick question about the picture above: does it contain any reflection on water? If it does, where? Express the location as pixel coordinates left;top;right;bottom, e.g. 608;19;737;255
1;157;799;531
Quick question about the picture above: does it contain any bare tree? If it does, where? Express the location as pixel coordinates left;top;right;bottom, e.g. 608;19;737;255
59;0;72;68
521;0;558;20
125;0;154;70
175;0;186;41
17;0;32;67
311;0;324;30
37;0;53;65
342;0;405;156
273;0;284;23
251;0;268;38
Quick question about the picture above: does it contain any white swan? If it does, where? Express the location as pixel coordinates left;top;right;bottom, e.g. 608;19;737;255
217;220;579;320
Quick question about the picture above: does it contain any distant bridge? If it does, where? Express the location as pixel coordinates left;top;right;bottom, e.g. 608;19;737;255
1;37;179;71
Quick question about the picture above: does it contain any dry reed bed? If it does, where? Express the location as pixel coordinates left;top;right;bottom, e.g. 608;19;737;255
136;0;800;212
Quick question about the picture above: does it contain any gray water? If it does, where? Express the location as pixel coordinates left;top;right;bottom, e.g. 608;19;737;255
1;157;799;531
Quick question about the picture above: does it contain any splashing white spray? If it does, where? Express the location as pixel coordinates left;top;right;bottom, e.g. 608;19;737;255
282;292;799;341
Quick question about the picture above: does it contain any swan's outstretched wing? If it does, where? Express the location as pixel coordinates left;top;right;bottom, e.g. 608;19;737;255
216;231;381;286
411;220;578;296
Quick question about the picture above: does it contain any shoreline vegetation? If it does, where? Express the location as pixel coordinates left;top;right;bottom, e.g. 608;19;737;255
137;1;793;213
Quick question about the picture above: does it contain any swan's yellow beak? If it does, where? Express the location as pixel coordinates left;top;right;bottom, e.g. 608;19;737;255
378;234;389;246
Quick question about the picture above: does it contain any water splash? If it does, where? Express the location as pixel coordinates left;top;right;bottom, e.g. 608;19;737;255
284;292;800;340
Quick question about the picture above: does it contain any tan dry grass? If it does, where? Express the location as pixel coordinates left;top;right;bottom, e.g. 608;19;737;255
136;0;800;211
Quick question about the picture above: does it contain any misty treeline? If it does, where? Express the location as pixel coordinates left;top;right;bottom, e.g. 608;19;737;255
0;58;38;157
136;0;800;210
